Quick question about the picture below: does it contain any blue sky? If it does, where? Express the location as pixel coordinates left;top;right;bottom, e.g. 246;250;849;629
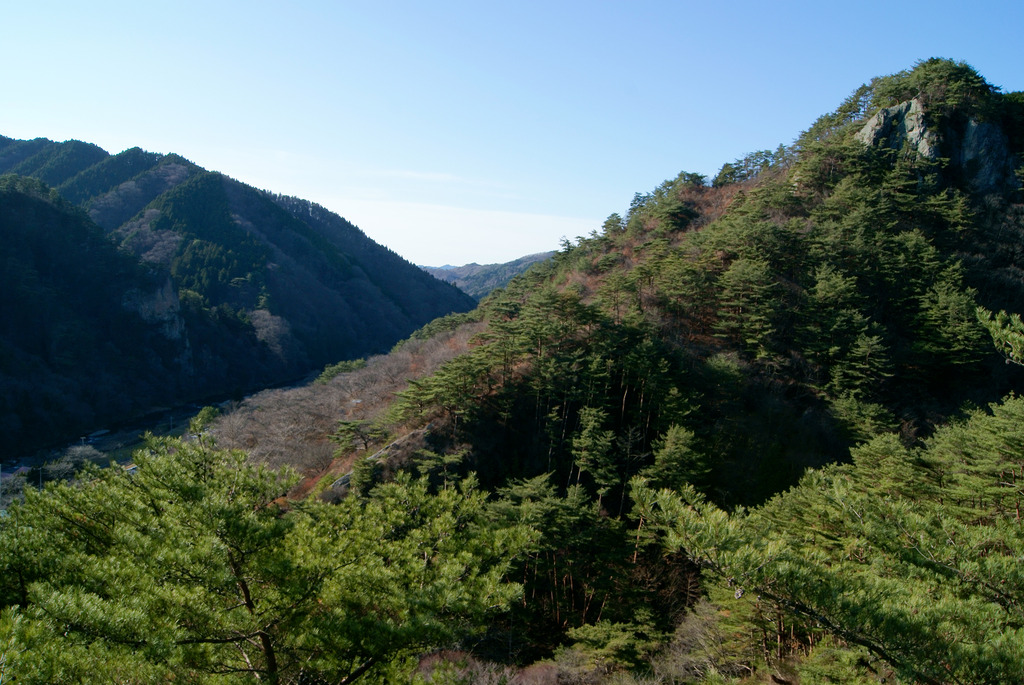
2;1;1022;265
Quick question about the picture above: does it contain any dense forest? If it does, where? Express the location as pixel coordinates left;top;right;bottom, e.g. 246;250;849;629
0;138;474;457
3;59;1024;683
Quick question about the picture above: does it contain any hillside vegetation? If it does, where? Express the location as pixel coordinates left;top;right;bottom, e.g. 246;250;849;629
422;251;556;299
3;59;1024;683
0;177;193;448
0;138;474;456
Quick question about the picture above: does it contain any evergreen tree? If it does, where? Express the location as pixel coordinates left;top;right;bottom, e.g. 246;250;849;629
571;406;616;500
0;436;528;683
977;306;1024;365
642;424;709;492
713;257;777;357
634;394;1024;684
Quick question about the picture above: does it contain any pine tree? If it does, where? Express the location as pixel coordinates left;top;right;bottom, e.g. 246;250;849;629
632;396;1024;684
0;435;529;683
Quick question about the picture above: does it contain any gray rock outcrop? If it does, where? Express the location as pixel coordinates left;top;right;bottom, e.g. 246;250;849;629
121;277;193;372
855;97;1018;194
954;118;1016;193
855;98;940;159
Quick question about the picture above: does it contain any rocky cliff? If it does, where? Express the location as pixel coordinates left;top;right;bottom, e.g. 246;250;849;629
855;96;1019;193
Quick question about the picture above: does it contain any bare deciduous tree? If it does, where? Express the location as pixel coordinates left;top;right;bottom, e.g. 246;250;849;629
210;324;484;480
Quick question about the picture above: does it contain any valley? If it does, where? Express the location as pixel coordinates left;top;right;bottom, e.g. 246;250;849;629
3;59;1024;684
0;146;476;458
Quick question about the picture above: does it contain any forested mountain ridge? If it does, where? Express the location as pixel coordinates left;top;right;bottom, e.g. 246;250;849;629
0;176;202;451
210;59;1024;681
4;59;1024;683
378;58;1024;507
0;136;475;457
421;251;556;299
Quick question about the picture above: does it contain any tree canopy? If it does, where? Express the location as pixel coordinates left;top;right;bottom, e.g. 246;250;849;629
0;435;529;683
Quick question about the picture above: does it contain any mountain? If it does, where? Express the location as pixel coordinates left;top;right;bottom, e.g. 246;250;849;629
0;137;475;456
5;59;1024;683
0;176;199;452
421;251;555;299
206;59;1024;680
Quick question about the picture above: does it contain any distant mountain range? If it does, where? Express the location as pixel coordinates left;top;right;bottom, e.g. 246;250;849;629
421;251;555;299
0;136;476;456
